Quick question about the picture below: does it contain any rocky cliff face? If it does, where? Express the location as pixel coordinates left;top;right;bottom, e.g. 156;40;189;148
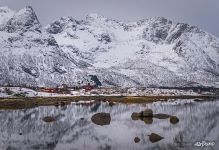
0;6;93;87
3;6;41;33
0;6;219;88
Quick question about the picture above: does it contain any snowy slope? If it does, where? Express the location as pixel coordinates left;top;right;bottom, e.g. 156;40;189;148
0;7;15;27
0;6;93;87
0;6;219;87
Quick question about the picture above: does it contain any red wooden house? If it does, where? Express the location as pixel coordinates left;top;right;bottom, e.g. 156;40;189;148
39;87;56;93
83;83;94;92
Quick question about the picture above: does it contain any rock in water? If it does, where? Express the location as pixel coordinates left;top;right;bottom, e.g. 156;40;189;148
109;102;115;107
54;102;59;108
131;112;141;120
143;109;153;117
91;113;111;126
60;101;65;107
170;116;179;124
42;116;56;123
134;137;140;143
153;113;171;119
148;133;164;143
131;110;154;122
142;117;153;124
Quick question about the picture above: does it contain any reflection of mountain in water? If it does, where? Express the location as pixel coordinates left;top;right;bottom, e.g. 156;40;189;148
0;99;218;150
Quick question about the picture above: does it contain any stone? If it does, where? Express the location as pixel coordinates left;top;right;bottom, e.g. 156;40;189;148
170;116;179;124
131;112;141;118
91;113;111;126
42;116;56;123
142;109;153;117
134;137;140;143
148;133;164;143
109;102;115;107
60;101;65;107
142;117;153;124
153;113;170;119
54;102;59;107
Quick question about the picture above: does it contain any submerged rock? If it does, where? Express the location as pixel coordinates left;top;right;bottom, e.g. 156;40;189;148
153;113;171;119
60;101;65;107
42;116;56;123
134;137;140;143
131;109;180;125
109;102;115;107
131;109;153;118
131;112;142;120
148;133;164;143
91;113;111;126
142;117;153;124
54;102;59;107
142;109;153;117
170;116;179;124
131;109;153;124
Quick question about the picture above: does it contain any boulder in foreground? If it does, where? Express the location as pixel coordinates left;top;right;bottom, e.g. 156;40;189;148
91;113;111;126
142;109;153;117
153;113;171;119
42;116;56;123
170;116;179;124
134;137;140;143
148;133;164;143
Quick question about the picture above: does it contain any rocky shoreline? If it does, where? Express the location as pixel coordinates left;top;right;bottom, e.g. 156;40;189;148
0;86;218;98
0;86;218;110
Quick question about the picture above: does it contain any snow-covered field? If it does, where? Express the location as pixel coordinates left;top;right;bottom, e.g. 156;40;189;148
0;87;214;98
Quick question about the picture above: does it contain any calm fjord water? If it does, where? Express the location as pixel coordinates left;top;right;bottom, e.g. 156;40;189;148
0;99;218;150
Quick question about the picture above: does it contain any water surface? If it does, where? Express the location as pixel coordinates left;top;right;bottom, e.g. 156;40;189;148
0;99;218;150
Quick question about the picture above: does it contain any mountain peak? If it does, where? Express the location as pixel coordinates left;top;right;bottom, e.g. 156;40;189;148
45;16;79;34
137;16;172;26
4;6;41;33
59;16;78;24
0;6;15;26
0;6;219;88
12;6;38;22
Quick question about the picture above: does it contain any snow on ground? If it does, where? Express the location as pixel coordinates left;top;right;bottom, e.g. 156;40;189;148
0;6;15;26
1;7;219;88
0;87;211;98
146;44;186;74
0;87;72;98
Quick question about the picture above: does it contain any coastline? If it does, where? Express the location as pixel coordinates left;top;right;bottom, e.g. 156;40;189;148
0;95;217;110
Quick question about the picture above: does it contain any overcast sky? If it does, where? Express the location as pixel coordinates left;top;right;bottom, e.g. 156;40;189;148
0;0;219;37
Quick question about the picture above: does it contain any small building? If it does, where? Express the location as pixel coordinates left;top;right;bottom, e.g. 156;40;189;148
58;84;68;90
39;87;56;93
39;84;70;94
83;83;94;92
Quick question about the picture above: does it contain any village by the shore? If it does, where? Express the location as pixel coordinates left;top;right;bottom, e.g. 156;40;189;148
0;83;217;98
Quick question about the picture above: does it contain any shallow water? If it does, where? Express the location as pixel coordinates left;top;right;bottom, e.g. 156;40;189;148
0;99;218;150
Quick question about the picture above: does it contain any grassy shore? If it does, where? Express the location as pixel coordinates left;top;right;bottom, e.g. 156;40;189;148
0;95;216;110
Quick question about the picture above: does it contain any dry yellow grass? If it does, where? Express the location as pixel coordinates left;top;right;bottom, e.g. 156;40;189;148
0;95;215;110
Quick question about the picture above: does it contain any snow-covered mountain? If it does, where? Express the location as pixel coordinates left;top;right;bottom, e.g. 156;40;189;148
0;6;219;88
